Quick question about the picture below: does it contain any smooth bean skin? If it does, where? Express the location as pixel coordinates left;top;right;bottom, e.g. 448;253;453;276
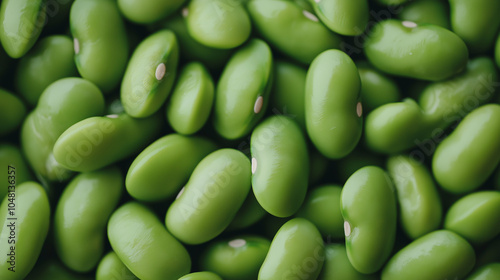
70;0;128;92
21;78;105;181
387;155;442;239
356;61;401;112
96;251;138;280
0;0;45;58
419;57;499;127
444;191;500;245
118;0;185;24
121;30;179;118
0;89;26;136
15;35;77;106
227;192;267;230
310;0;368;36
449;0;500;54
364;19;468;81
398;0;450;29
433;104;500;193
365;57;499;154
166;62;215;135
166;149;251;244
381;230;475;280
305;49;362;159
247;0;341;64
365;98;426;154
186;0;251;49
162;15;233;70
0;144;33;199
213;39;273;140
200;236;271;280
54;167;123;272
467;263;500;280
251;116;309;217
259;218;325;280
108;202;191;280
126;134;217;201
53;112;162;172
272;60;307;128
297;185;344;239
0;182;50;280
179;272;223;280
318;244;377;280
341;166;397;274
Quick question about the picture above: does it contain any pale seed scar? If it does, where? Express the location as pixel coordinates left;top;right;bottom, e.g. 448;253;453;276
156;63;166;80
344;221;351;237
176;187;185;199
303;10;319;22
254;96;264;114
229;239;246;248
74;38;80;54
251;157;257;174
402;21;418;28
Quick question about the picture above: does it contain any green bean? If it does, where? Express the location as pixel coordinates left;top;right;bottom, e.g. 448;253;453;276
108;202;191;280
54;167;123;272
364;19;468;81
121;30;179;118
70;0;129;92
15;35;77;107
0;89;26;136
0;0;46;58
341;166;397;274
305;49;362;159
0;182;50;280
126;134;217;201
186;0;251;49
52;112;162;172
259;218;325;280
165;149;251;244
433;104;500;193
247;0;341;64
21;78;105;181
200;236;270;280
213;39;273;139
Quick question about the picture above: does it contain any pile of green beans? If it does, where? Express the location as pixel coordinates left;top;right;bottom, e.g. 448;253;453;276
1;0;500;279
